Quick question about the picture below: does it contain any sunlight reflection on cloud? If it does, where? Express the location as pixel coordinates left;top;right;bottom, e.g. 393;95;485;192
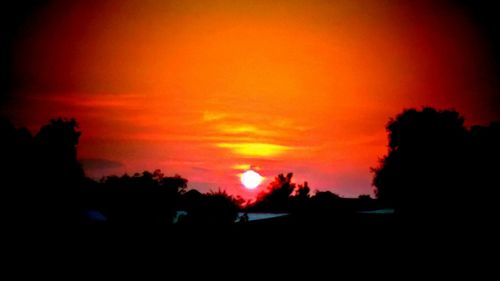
217;142;292;157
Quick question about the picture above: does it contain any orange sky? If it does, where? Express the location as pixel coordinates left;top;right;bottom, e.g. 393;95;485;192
4;0;499;198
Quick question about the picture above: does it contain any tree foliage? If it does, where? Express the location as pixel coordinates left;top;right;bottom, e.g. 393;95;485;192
372;107;500;223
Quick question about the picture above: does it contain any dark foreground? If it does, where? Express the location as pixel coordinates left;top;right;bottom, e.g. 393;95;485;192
6;212;491;249
4;213;498;278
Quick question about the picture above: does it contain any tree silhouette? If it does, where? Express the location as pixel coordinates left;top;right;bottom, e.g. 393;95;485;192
248;173;355;218
295;181;311;199
3;109;497;228
1;117;86;224
250;173;296;212
98;170;187;224
34;118;82;177
33;118;85;222
468;122;500;221
372;107;476;225
1;117;34;224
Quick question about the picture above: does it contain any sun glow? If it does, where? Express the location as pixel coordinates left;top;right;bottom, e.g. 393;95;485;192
240;170;263;189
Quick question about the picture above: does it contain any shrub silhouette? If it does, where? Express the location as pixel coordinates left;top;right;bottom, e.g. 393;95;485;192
179;189;241;224
98;170;187;224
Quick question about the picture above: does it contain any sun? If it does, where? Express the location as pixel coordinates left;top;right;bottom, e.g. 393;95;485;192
241;170;263;189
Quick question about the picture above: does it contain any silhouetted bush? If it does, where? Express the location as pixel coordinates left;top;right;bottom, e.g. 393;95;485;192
98;170;187;224
179;189;241;224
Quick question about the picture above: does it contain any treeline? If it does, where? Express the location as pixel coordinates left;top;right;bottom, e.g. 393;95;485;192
0;117;242;225
85;171;243;224
0;116;376;226
247;173;377;217
2;106;499;227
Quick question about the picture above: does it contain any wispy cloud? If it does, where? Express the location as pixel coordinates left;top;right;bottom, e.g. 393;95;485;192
216;124;275;136
232;164;252;170
217;142;293;157
202;111;227;122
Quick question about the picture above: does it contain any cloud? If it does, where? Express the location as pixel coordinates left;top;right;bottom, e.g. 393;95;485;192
232;164;252;170
80;158;124;170
202;111;227;122
232;164;262;171
216;124;275;136
217;142;293;157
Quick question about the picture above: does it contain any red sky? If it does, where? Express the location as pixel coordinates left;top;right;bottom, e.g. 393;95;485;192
3;0;499;198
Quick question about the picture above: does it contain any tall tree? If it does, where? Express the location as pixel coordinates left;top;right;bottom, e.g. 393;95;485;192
372;108;469;222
